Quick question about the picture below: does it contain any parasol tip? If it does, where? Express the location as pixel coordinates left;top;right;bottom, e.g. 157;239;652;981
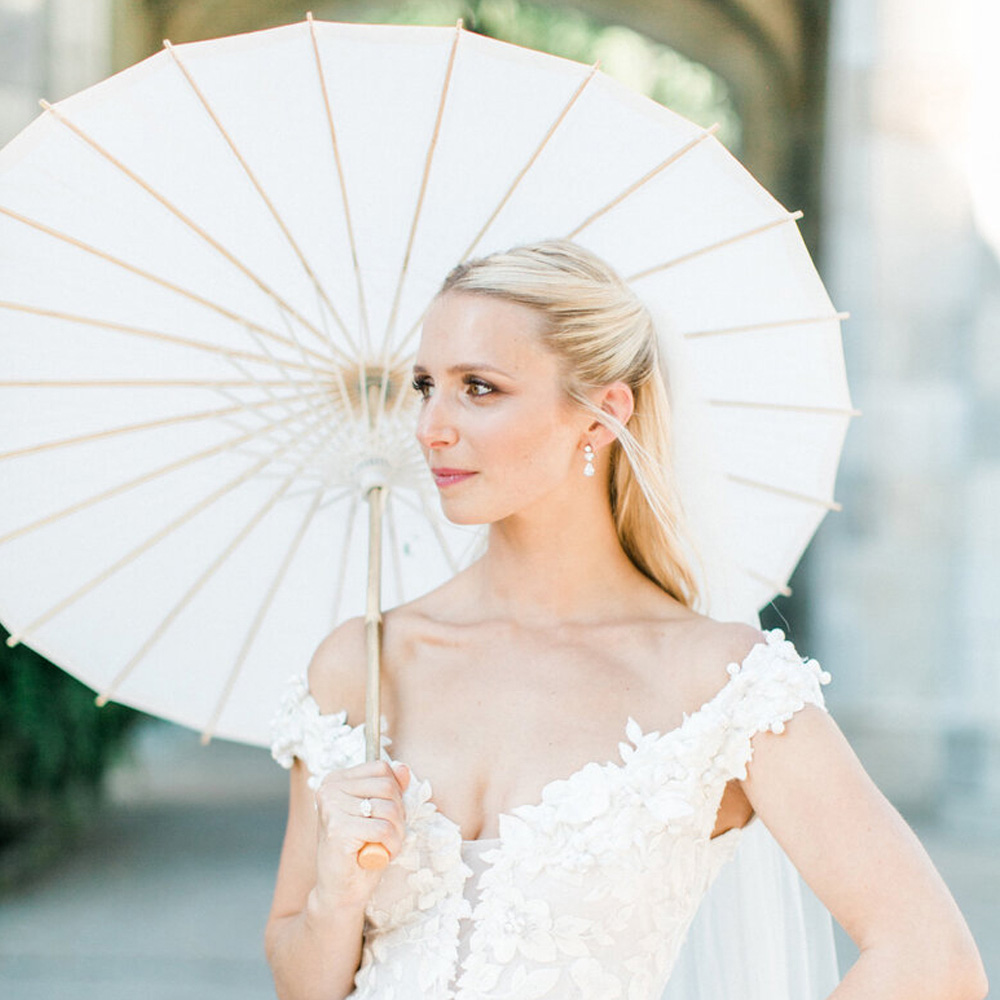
95;693;109;707
5;634;20;648
358;843;390;870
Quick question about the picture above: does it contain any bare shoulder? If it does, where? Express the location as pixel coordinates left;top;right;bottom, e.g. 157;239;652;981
307;580;474;722
689;618;768;664
668;615;767;704
306;615;367;721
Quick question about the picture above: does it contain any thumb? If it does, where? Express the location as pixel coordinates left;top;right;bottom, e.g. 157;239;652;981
392;761;411;790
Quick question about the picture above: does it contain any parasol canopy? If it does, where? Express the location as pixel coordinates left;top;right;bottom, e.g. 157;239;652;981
0;18;854;747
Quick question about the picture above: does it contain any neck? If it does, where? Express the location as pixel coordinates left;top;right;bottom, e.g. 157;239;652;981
470;485;648;626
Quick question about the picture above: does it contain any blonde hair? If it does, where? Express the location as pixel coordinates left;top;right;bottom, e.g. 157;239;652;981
439;239;699;608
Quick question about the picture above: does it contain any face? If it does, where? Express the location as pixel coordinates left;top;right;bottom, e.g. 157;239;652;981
412;291;588;525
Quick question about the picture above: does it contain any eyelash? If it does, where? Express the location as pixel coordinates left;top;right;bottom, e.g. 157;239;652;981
411;376;496;400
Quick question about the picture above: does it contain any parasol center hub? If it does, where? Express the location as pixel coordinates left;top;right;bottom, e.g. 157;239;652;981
353;455;392;493
333;363;412;418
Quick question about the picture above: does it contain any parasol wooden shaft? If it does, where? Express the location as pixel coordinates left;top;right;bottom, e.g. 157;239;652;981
364;485;384;762
353;366;392;870
357;478;390;870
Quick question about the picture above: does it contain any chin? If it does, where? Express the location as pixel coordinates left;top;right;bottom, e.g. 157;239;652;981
434;485;509;526
438;489;545;527
437;499;495;527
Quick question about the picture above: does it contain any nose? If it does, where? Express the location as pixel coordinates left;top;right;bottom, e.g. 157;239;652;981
415;391;459;451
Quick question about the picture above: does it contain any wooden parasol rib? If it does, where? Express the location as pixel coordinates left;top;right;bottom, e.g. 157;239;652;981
39;99;349;366
388;57;601;371
0;408;323;548
7;411;329;651
684;312;851;339
201;484;332;745
307;12;372;357
567;123;721;240
163;38;355;359
627;212;805;282
0;204;335;369
96;434;332;712
0;390;327;464
0;298;331;377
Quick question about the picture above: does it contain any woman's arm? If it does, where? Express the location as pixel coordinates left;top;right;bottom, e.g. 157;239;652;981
740;702;989;1000
264;758;368;1000
264;619;410;1000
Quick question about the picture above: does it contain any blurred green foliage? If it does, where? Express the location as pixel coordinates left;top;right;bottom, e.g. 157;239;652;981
0;625;141;888
369;0;742;152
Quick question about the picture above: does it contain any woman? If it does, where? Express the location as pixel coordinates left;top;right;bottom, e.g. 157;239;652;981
264;240;987;1000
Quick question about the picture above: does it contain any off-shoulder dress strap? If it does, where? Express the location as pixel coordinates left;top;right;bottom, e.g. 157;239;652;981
706;629;833;783
269;674;379;789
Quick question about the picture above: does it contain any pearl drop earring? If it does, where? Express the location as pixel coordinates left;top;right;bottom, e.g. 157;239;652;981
583;443;595;477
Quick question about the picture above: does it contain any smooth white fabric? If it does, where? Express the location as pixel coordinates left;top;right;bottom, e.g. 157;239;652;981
271;629;839;999
661;812;841;1000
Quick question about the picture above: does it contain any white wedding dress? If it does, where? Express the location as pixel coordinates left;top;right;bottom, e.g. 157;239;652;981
270;629;840;1000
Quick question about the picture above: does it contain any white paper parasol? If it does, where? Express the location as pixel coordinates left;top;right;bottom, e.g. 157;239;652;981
0;18;854;750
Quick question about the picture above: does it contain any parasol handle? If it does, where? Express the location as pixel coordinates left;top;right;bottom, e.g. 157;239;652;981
357;841;389;870
358;484;390;871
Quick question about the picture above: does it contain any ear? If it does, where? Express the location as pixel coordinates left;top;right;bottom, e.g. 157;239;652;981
585;381;634;448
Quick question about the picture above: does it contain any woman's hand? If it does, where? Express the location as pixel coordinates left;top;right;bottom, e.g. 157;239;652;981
311;760;412;912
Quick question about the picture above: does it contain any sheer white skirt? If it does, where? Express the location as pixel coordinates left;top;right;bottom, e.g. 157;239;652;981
662;818;840;999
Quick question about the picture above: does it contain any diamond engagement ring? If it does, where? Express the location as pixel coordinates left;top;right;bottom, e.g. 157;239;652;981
360;797;373;818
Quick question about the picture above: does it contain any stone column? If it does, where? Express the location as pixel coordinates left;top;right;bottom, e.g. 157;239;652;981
0;0;48;143
0;0;111;145
816;0;1000;830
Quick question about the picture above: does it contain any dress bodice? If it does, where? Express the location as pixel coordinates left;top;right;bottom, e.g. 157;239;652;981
270;629;832;1000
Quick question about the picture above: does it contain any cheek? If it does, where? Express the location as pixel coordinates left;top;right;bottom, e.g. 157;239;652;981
483;400;573;482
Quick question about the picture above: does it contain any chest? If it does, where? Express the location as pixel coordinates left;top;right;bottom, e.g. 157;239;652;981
380;632;710;840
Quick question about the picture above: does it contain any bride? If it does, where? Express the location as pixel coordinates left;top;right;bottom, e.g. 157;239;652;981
264;240;987;1000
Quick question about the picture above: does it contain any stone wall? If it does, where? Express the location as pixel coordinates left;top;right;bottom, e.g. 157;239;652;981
0;0;111;145
815;0;1000;827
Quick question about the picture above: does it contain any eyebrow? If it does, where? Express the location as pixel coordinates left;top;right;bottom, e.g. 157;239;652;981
411;363;513;378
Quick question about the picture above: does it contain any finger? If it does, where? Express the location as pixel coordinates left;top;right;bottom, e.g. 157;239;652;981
330;774;407;803
350;795;387;822
329;816;405;859
319;762;409;803
316;788;403;833
338;759;403;784
319;790;407;841
359;759;411;795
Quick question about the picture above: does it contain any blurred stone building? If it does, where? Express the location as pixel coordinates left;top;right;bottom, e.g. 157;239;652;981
816;0;1000;832
1;0;996;829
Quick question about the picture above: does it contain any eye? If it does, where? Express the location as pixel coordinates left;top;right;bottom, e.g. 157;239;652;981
410;374;497;400
464;376;496;398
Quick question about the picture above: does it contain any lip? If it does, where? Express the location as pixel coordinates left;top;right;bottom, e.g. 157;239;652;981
431;467;477;488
